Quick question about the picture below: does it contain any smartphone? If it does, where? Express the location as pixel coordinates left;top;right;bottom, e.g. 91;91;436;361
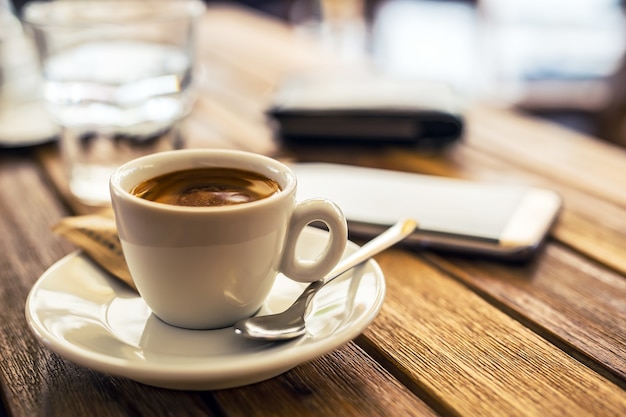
290;163;562;260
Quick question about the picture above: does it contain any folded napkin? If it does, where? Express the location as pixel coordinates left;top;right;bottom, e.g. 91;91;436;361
53;210;136;290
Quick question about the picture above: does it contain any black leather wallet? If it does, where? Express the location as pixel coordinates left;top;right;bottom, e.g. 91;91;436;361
268;75;464;148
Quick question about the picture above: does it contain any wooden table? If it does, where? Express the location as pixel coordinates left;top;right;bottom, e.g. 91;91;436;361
1;5;625;416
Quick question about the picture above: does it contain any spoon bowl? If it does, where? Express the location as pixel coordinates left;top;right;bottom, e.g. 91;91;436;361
233;218;417;341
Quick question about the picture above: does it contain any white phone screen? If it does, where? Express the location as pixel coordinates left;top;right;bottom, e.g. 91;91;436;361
291;163;528;241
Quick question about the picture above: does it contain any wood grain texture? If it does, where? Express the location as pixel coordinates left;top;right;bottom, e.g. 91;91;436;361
466;106;626;207
359;249;626;417
212;343;437;417
421;244;626;385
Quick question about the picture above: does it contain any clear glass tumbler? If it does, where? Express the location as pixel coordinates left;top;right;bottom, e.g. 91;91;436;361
23;0;205;206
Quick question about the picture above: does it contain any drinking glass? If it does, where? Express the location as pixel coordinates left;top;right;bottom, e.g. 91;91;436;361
0;0;56;145
23;0;205;206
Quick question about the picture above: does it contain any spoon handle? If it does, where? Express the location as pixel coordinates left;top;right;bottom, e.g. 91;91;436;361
233;218;419;340
290;218;418;316
323;218;418;284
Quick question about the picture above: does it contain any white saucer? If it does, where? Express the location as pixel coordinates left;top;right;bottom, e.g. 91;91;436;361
25;227;385;390
0;100;58;147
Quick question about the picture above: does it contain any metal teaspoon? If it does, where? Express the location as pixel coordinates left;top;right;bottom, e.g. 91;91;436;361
233;218;418;341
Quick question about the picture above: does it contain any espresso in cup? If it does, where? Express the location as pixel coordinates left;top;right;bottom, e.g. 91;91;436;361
130;167;281;207
110;149;347;329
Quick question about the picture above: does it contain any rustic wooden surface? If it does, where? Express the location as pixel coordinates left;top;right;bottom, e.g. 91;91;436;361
1;4;625;417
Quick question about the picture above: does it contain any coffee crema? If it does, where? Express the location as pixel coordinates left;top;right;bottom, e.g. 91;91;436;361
130;167;281;207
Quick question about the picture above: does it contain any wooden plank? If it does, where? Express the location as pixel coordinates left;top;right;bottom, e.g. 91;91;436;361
213;343;437;417
423;244;626;384
466;105;626;208
359;249;626;417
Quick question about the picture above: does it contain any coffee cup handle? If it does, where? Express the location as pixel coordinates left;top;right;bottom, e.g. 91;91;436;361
281;199;348;283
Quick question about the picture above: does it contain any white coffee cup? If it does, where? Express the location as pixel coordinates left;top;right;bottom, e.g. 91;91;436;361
110;149;347;329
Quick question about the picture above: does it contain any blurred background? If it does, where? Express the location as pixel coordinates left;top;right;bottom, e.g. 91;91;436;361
7;0;626;147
